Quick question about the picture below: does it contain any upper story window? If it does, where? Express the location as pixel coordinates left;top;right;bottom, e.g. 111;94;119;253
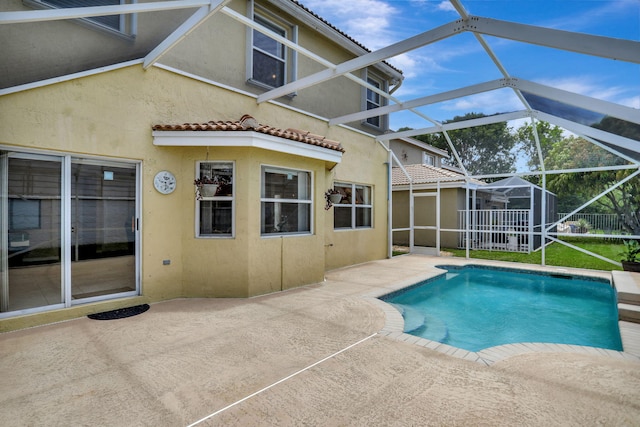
261;166;312;235
364;72;388;130
332;182;373;229
252;15;286;87
196;161;234;238
249;6;297;90
423;153;435;166
25;0;136;36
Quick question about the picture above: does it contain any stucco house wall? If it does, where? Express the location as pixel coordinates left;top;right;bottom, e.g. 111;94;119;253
0;61;389;330
156;0;398;135
389;138;447;167
0;0;194;89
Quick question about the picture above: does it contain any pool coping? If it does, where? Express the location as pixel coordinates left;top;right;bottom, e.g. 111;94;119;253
365;260;640;366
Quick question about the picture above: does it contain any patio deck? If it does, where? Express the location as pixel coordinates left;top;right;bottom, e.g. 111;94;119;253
2;255;639;426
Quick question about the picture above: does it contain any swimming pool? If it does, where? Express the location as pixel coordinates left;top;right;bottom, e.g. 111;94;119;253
381;265;622;352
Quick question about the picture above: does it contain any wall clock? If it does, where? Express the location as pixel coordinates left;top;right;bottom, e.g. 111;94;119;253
153;170;177;194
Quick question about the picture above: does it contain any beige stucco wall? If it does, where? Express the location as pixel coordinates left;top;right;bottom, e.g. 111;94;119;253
0;0;194;88
390;139;424;165
0;63;389;329
160;0;385;134
324;136;389;270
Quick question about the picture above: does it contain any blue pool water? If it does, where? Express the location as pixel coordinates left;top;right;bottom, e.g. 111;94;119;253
382;265;622;352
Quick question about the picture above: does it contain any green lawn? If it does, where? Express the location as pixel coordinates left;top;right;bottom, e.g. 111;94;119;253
442;238;624;271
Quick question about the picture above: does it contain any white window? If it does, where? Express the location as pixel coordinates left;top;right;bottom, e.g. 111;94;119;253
363;71;389;129
333;182;373;229
261;166;311;235
252;14;286;87
26;0;136;36
249;6;297;90
423;153;435;166
196;161;234;237
365;76;382;127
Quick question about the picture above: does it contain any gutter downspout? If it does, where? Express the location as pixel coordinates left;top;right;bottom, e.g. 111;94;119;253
389;76;403;95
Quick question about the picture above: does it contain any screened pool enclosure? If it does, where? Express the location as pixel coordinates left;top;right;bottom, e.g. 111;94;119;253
1;0;639;269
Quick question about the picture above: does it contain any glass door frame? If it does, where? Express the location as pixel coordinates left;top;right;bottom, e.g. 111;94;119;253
0;147;141;318
69;157;140;305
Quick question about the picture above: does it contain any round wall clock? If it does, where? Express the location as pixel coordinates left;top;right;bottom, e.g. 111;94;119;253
153;170;177;194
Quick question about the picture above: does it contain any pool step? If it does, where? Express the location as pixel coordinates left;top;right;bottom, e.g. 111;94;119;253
619;303;640;323
612;271;640;324
390;303;449;342
420;314;448;342
392;304;426;332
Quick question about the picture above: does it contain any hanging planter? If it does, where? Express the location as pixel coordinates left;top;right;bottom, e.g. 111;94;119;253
194;176;225;200
325;189;342;210
199;184;219;197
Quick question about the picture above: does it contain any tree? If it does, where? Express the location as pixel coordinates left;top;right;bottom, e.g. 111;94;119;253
405;113;518;175
544;135;640;234
515;121;564;171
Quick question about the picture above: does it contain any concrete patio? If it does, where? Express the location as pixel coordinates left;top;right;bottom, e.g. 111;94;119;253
2;255;640;426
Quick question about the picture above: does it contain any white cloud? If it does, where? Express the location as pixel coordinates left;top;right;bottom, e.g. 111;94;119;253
537;0;639;33
535;76;632;105
436;1;457;13
619;95;640;110
409;0;458;14
300;0;399;50
441;89;524;115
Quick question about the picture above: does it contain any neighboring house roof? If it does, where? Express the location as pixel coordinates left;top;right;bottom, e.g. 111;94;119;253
395;137;449;158
152;114;345;153
392;164;484;186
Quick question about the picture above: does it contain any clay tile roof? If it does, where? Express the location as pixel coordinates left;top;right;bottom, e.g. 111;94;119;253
392;164;483;186
152;115;345;153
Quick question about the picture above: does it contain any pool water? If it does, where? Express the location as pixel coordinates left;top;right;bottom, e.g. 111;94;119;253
382;265;622;352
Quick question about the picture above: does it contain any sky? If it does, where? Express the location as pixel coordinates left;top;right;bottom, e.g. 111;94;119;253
299;0;640;132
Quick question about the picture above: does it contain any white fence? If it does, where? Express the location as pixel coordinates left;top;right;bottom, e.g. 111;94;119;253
557;213;622;233
458;209;531;253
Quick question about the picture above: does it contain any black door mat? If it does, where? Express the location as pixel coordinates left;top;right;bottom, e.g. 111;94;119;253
88;304;150;320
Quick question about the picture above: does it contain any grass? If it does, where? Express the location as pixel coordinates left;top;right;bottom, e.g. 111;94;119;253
441;238;624;271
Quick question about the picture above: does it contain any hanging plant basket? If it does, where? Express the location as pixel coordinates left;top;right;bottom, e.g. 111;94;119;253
325;189;342;210
329;193;342;204
199;184;219;197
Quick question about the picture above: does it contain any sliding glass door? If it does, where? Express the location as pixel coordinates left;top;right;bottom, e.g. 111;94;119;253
70;161;137;300
0;151;139;316
1;154;63;312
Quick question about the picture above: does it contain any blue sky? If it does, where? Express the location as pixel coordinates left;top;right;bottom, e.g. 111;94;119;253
300;0;640;131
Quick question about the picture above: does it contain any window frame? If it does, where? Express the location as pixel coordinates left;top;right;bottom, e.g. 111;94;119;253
332;182;373;230
260;165;313;237
195;161;235;239
24;0;137;38
423;152;436;166
247;2;298;91
363;71;388;130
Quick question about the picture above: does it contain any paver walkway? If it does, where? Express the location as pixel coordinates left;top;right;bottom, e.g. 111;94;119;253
2;255;639;426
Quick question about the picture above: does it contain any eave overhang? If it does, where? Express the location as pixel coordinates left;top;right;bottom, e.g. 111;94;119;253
152;130;343;164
